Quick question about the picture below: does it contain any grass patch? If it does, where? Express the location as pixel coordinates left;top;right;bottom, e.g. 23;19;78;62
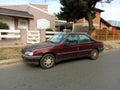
0;46;22;60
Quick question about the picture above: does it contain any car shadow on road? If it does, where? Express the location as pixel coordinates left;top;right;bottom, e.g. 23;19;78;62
56;57;90;66
24;62;40;68
23;57;93;69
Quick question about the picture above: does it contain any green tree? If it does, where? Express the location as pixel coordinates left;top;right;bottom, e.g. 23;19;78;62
57;0;113;35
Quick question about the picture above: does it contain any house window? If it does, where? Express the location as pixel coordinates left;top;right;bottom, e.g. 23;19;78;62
18;19;28;29
0;15;15;30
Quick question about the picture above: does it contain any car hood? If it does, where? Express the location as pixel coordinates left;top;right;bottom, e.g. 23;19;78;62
21;41;55;53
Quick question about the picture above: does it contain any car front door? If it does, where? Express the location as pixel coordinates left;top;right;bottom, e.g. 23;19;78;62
57;34;79;61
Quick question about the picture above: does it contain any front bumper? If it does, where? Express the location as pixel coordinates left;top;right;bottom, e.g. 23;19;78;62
21;53;42;65
98;47;104;52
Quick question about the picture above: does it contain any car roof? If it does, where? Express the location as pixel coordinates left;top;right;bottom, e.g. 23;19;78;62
59;32;88;35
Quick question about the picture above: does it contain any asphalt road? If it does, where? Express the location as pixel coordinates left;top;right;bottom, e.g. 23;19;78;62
0;49;120;90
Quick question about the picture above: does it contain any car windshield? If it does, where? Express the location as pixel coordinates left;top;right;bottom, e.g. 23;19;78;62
48;33;67;44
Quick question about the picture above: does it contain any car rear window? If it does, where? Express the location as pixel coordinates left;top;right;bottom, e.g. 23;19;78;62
79;34;91;43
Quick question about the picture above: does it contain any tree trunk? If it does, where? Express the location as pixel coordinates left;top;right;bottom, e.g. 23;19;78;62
87;11;94;35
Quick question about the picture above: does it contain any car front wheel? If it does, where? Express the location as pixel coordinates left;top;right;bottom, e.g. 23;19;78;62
90;49;99;60
40;54;55;69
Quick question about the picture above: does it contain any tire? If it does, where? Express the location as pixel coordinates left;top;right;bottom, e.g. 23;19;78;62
90;49;99;60
40;54;55;69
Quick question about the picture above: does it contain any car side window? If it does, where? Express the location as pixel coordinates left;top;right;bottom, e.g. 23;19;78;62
65;34;78;45
79;34;91;43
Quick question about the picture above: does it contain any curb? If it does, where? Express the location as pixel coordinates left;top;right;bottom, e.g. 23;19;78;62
0;59;22;65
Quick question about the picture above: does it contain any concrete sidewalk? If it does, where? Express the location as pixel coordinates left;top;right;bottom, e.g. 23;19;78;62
103;40;120;50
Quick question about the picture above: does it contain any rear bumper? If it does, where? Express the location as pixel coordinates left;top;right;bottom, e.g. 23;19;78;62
21;53;42;65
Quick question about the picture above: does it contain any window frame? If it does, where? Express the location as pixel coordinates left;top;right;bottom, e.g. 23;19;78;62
78;34;92;44
64;34;79;45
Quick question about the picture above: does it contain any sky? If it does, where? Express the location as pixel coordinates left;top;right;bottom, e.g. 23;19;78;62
96;0;120;21
0;0;120;21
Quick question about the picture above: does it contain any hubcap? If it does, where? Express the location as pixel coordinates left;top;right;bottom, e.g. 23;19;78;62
43;56;54;67
93;52;97;57
46;58;52;64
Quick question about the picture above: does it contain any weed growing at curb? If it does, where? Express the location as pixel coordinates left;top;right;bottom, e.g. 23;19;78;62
0;46;22;60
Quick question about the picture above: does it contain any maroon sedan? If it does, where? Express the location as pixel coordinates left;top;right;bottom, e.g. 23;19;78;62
21;33;104;69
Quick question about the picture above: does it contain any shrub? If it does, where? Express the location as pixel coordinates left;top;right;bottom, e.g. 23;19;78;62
46;28;54;35
0;22;9;29
46;28;53;31
0;22;9;39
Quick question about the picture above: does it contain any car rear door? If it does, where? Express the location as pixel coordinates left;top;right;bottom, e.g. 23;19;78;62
78;34;93;56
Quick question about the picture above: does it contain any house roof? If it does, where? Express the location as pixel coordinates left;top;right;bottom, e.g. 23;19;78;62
0;8;33;18
28;4;54;16
108;20;120;27
93;8;104;12
0;3;54;17
30;3;48;11
101;18;112;27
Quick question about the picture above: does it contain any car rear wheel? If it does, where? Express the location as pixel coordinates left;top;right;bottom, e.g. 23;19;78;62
40;54;55;69
90;49;99;60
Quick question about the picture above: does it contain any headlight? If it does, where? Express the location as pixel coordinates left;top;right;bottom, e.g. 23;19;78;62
25;51;33;56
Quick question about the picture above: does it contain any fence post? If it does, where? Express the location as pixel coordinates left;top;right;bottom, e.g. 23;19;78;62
112;30;115;40
20;29;27;44
117;31;120;40
98;30;100;40
105;30;108;41
95;30;98;40
39;29;46;42
97;29;100;40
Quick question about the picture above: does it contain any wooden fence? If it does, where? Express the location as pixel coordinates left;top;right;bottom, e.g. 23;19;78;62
92;29;120;41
